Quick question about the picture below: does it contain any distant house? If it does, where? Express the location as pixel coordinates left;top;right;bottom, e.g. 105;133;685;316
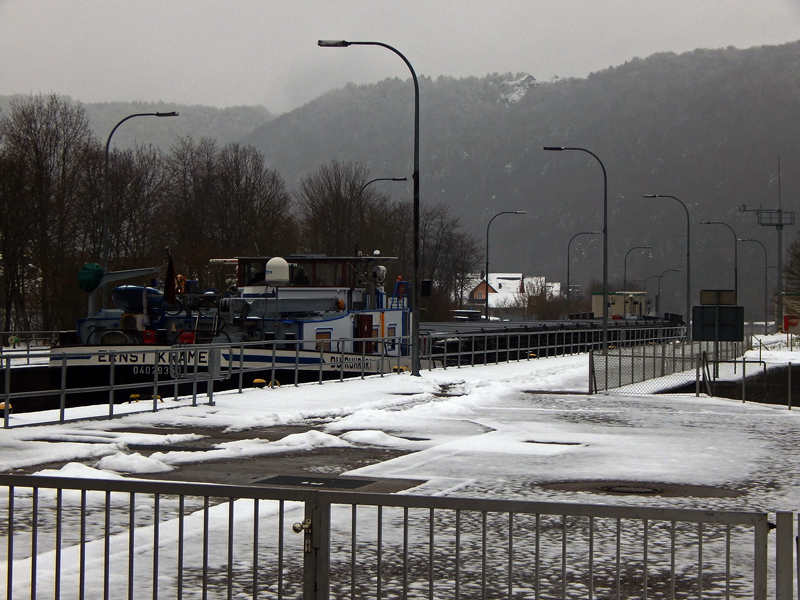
468;273;561;319
468;273;523;306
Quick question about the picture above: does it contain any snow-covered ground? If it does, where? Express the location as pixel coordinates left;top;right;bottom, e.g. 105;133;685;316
0;334;799;514
2;335;800;599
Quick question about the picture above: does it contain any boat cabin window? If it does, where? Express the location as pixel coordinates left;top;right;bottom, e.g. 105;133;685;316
241;261;267;285
239;258;359;288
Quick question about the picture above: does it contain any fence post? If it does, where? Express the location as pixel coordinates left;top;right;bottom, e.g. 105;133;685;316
108;353;115;417
301;493;331;600
60;354;67;423
776;511;793;600
152;349;160;412
695;353;700;397
3;356;10;429
742;357;746;403
788;362;792;411
754;514;769;600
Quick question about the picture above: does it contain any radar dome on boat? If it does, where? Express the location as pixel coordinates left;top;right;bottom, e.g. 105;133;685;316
265;257;290;286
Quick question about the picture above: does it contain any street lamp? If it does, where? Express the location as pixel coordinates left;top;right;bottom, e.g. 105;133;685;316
485;211;527;320
739;238;769;334
320;39;422;376
566;231;599;319
102;111;178;270
656;268;682;317
623;245;652;291
355;177;407;255
545;146;608;352
701;221;738;303
644;195;692;336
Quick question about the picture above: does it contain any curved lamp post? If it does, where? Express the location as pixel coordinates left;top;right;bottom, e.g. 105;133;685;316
320;39;422;375
485;211;527;320
644;194;692;336
624;245;652;291
102;111;178;269
566;231;599;319
644;274;661;315
656;268;682;317
355;177;407;255
739;238;769;334
701;221;738;303
545;146;608;352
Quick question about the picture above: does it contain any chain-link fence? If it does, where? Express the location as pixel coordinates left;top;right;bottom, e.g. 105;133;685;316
590;339;748;394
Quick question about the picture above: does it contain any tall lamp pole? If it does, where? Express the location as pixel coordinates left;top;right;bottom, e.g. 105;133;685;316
656;269;682;317
545;146;608;353
355;177;407;255
319;40;422;375
701;221;738;303
624;245;652;291
566;231;599;319
485;211;527;320
643;195;692;336
102;112;178;269
739;238;769;334
644;274;661;315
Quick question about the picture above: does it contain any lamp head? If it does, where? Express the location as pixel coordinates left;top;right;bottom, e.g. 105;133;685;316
543;146;564;151
318;40;351;47
642;194;658;198
155;112;179;118
513;211;527;214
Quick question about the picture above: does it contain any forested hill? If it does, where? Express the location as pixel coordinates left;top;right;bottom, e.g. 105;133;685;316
0;96;272;150
246;41;800;317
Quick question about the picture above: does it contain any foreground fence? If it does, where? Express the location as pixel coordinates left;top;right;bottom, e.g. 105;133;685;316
0;473;791;600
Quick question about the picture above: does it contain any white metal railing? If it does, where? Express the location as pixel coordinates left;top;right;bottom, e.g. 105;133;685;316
427;325;686;369
1;325;686;428
0;474;786;600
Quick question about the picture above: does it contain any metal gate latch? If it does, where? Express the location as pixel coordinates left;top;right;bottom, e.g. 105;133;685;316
292;518;313;552
292;518;312;534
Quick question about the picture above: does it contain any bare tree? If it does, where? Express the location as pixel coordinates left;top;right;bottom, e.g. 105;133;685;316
295;160;371;256
419;204;481;318
0;148;35;331
212;143;295;257
0;95;96;329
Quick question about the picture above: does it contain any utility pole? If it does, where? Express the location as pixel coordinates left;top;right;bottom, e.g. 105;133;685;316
740;157;795;330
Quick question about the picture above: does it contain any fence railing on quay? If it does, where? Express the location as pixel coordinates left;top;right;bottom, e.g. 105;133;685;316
589;335;747;394
0;473;789;600
0;325;688;428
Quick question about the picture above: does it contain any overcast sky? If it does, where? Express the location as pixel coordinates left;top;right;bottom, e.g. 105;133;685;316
2;1;799;115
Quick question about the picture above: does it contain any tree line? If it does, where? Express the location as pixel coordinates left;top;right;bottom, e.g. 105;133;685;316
0;94;481;331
